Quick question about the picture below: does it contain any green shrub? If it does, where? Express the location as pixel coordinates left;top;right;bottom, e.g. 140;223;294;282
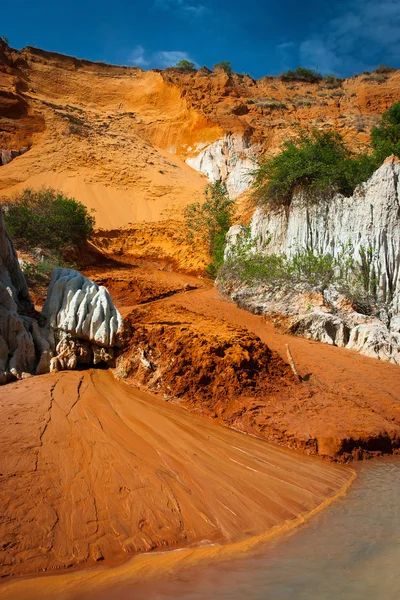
3;188;95;252
252;130;377;209
374;64;396;74
247;98;287;109
213;61;232;75
220;236;377;312
370;101;400;163
362;73;388;83
175;59;196;71
281;67;322;83
184;182;234;278
294;98;312;107
21;254;62;286
20;252;77;294
323;74;342;88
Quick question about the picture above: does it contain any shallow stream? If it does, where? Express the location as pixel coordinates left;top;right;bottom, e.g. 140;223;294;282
96;458;400;600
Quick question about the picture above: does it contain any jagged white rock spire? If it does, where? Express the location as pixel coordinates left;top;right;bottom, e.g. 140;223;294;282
42;268;123;349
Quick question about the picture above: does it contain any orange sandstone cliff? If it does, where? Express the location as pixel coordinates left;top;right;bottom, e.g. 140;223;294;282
0;41;399;232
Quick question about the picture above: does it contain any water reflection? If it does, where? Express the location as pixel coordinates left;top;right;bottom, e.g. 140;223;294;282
97;459;400;600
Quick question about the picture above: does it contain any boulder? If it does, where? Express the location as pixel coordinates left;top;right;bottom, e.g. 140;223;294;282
41;268;123;371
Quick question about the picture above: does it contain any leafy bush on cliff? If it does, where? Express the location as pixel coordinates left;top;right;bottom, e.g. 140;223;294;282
4;188;95;252
213;61;232;75
252;130;377;208
323;74;342;88
184;182;234;278
281;67;322;83
374;64;396;74
251;102;400;209
370;101;400;163
175;59;196;71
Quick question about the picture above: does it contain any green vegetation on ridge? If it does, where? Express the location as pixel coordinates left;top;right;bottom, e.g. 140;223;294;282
175;59;196;71
252;101;400;209
213;61;232;75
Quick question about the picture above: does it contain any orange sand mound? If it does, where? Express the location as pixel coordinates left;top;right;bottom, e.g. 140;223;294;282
161;285;400;459
0;369;352;582
82;262;400;461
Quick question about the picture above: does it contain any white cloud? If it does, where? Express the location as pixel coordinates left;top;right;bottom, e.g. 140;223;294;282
128;45;150;67
276;41;296;72
128;47;196;69
154;0;208;18
154;51;194;68
287;0;400;75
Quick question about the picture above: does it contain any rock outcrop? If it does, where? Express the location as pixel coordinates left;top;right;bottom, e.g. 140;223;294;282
222;158;400;364
0;147;29;166
0;209;123;383
0;208;51;382
41;268;123;372
186;134;256;197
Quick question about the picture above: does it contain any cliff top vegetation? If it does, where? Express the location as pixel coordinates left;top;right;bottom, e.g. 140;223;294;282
252;101;400;209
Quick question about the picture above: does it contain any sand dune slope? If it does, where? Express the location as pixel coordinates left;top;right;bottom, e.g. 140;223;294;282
0;369;351;581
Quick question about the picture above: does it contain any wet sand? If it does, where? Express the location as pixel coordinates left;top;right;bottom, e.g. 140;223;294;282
0;369;352;596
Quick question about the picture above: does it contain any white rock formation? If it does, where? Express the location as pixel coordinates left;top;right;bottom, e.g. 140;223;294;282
0;209;124;383
250;157;400;313
41;268;123;371
222;157;400;364
186;134;256;198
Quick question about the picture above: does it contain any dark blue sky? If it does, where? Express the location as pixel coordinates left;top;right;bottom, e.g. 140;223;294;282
3;0;400;77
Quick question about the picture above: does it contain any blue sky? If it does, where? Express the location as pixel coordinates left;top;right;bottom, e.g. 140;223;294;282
3;0;400;77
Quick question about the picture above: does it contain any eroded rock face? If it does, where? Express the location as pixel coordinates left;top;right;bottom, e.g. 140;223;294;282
0;209;123;383
41;268;123;372
223;158;400;364
0;147;28;166
0;208;51;382
186;134;256;197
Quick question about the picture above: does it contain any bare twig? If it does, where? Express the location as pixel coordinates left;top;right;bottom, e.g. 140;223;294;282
286;344;302;383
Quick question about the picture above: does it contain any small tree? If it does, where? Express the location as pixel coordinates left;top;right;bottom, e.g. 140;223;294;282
184;182;234;278
252;130;377;208
175;59;196;71
370;101;400;163
281;67;322;83
0;35;9;45
214;61;232;75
